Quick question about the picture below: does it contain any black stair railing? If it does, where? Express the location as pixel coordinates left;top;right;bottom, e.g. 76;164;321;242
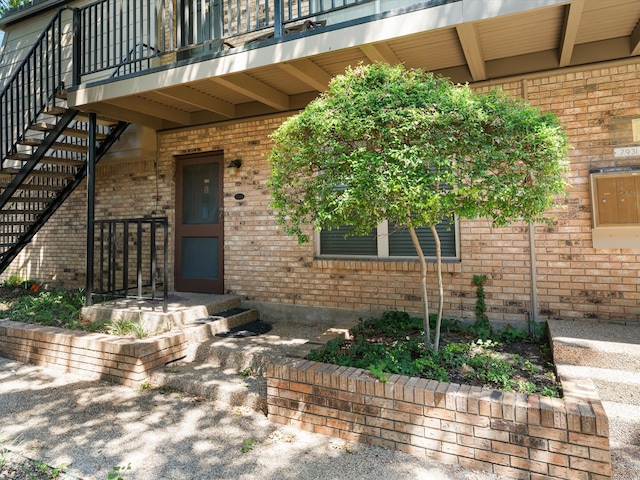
0;7;68;169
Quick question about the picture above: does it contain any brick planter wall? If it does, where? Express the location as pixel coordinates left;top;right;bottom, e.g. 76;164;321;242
267;360;611;480
0;320;187;386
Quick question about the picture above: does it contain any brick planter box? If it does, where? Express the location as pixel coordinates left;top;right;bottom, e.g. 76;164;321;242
267;360;611;480
0;320;187;387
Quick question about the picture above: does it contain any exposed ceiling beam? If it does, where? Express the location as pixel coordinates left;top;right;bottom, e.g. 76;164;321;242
455;23;487;81
211;73;289;111
105;97;192;125
156;86;236;118
279;59;333;92
559;0;585;67
359;43;401;65
631;19;640;56
83;103;168;130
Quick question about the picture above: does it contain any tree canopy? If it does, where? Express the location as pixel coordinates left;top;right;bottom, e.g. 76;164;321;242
268;63;569;350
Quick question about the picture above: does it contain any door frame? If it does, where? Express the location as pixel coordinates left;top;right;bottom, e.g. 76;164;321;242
174;151;224;293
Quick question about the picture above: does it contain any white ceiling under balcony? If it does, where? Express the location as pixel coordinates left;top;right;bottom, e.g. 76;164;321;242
69;0;640;130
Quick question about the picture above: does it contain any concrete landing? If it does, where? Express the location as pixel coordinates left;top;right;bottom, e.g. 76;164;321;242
82;292;244;332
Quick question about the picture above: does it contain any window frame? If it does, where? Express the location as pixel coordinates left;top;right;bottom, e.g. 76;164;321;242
314;219;460;260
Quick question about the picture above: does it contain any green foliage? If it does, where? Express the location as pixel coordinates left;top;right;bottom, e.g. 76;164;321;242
241;439;257;453
0;0;30;15
528;320;547;342
307;311;560;397
495;325;529;343
107;463;131;480
268;63;570;352
471;275;491;339
5;289;85;327
104;319;151;339
269;63;569;244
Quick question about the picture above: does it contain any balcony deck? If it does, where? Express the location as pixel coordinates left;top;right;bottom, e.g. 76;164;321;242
65;0;640;130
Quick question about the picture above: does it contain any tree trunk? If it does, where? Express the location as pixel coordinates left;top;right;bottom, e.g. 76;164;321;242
431;225;444;353
407;224;431;349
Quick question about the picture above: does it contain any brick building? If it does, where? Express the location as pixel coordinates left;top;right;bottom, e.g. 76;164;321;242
0;0;639;326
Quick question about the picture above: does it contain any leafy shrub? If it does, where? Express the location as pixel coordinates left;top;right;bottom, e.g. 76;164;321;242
6;289;85;327
306;311;561;397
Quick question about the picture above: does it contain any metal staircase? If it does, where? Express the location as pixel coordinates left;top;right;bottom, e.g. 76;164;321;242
0;7;129;275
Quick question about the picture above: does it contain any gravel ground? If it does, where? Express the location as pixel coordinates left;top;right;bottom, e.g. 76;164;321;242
0;357;509;480
2;356;637;480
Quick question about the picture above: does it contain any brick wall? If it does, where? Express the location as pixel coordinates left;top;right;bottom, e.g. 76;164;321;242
0;320;187;386
267;359;612;480
3;61;640;324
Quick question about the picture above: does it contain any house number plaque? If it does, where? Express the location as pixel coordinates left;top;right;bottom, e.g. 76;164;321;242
614;147;640;158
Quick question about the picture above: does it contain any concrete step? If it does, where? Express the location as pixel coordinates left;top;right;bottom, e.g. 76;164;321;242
556;364;640;405
548;319;640;371
193;319;350;374
82;294;245;332
149;363;267;414
179;308;260;362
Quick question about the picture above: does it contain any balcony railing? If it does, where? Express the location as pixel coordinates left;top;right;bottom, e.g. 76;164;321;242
74;0;444;80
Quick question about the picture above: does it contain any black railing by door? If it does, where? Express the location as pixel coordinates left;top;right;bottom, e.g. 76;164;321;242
91;217;169;312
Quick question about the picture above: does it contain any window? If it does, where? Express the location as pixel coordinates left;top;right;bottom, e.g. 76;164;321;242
590;171;640;249
317;218;458;259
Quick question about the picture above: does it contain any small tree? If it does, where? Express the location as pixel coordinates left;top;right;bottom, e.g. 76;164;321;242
268;63;569;351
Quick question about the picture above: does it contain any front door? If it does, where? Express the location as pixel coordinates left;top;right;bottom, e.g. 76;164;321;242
175;153;224;293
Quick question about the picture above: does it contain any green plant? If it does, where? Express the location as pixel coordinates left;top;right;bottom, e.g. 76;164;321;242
6;289;85;327
238;368;254;377
0;437;6;468
367;365;389;382
2;274;26;289
107;463;132;480
139;380;152;390
471;275;491;339
306;311;561;397
528;320;547;342
241;439;257;453
104;319;151;339
29;460;66;479
495;325;529;343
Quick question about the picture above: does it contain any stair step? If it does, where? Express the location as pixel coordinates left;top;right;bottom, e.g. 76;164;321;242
549;319;640;371
149;364;267;413
30;122;108;141
43;106;120;127
194;320;328;371
556;364;640;405
0;221;33;226
18;137;88;154
0;209;44;216
6;152;85;167
0;183;63;193
0;168;75;180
